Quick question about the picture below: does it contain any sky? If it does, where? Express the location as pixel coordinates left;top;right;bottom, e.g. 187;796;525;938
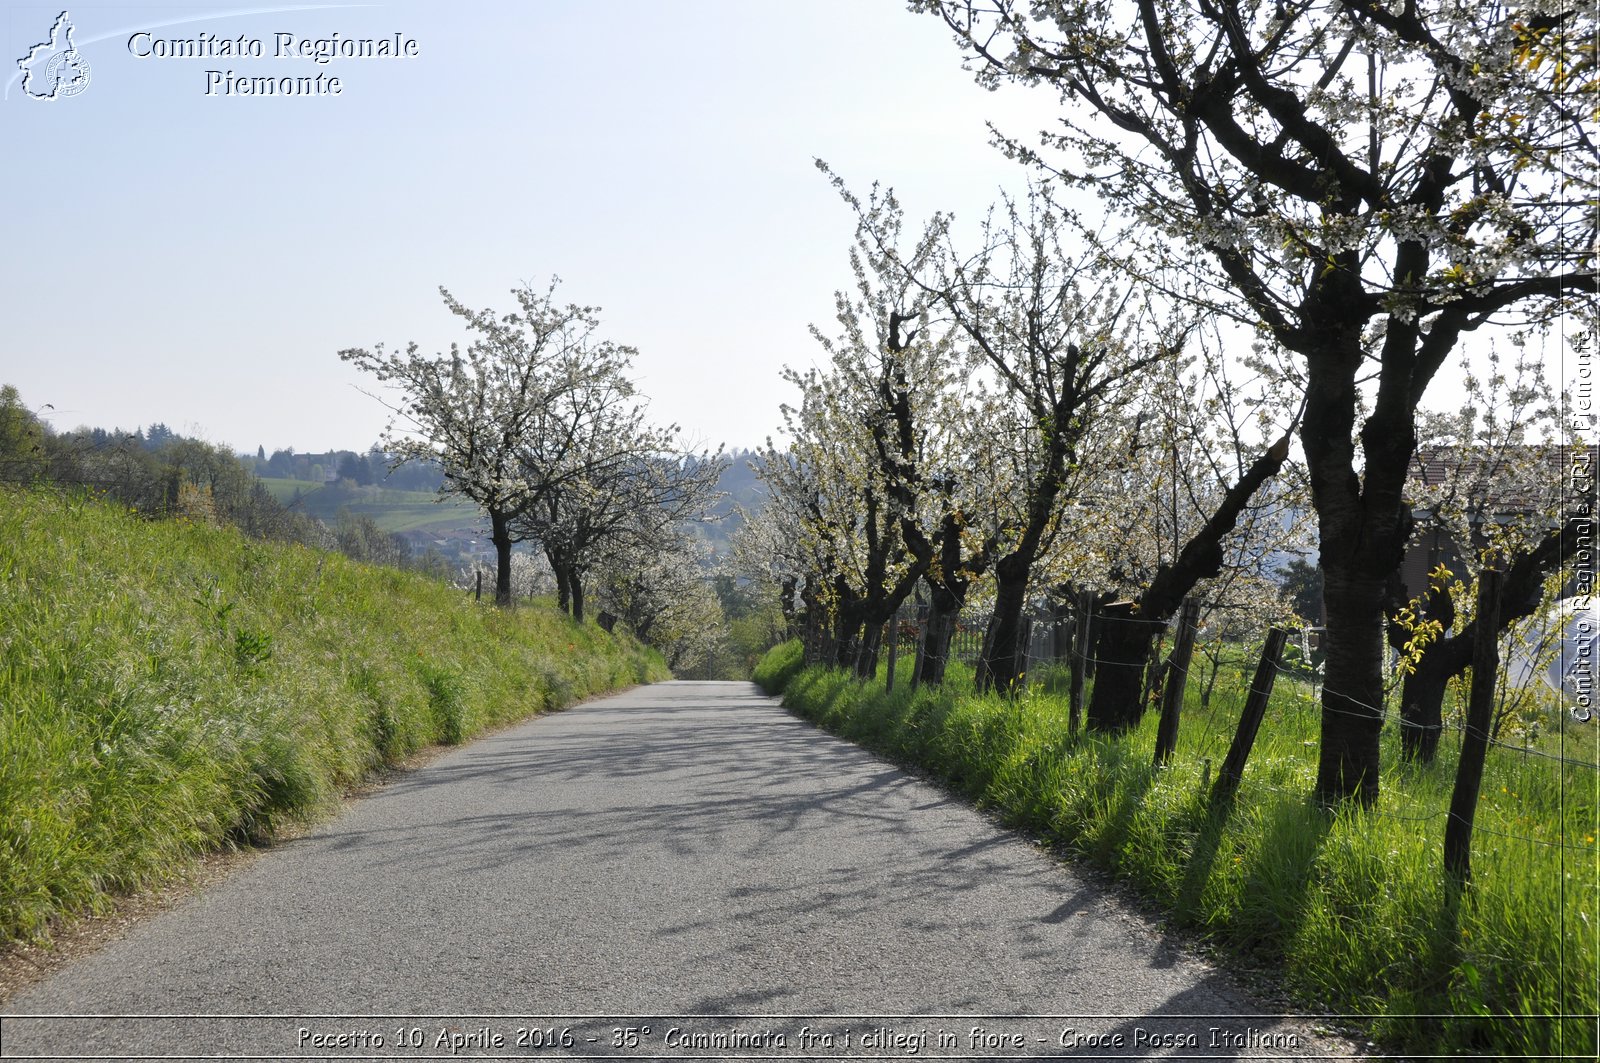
0;0;1065;455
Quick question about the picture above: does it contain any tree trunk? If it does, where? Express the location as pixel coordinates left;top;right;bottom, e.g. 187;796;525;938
853;566;925;680
833;613;863;670
569;572;586;624
1399;517;1589;762
799;586;827;664
905;510;982;687
490;509;514;607
1141;632;1167;708
806;613;836;668
545;544;585;622
1300;338;1410;808
1398;640;1467;762
917;588;962;686
1200;651;1223;709
779;576;799;637
1085;604;1165;732
979;559;1030;693
855;622;884;679
1314;567;1388;806
553;562;571;614
1087;432;1294;733
1444;571;1503;883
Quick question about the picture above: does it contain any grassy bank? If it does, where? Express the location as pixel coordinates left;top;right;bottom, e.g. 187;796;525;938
756;640;1598;1060
0;488;668;946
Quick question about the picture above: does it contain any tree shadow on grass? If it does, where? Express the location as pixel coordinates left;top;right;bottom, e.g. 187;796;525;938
1083;743;1161;869
1379;873;1540;1059
1177;793;1332;961
1174;804;1232;917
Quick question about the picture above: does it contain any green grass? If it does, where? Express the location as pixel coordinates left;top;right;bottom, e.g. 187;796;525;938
0;487;669;946
752;637;804;695
756;639;1599;1060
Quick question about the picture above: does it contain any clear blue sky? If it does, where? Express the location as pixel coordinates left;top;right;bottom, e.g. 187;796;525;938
1;0;1060;455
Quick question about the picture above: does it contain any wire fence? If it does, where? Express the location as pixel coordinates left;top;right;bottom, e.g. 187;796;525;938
838;589;1600;813
866;599;1599;766
813;596;1600;869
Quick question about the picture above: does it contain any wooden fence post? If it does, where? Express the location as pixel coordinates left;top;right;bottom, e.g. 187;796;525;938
909;605;924;691
1069;591;1094;734
1154;599;1201;765
976;615;996;692
1444;569;1502;884
474;569;483;602
1211;627;1288;805
1016;617;1034;688
1141;632;1167;710
886;609;900;692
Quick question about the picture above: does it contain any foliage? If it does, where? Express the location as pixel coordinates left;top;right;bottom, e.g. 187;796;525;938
592;529;730;675
764;172;1308;720
334;509;409;568
248;449;446;496
800;176;1001;686
0;386;47;482
341;283;721;616
0;486;667;947
520;431;726;623
1392;563;1455;676
757;257;939;677
1277;558;1324;625
913;0;1597;805
720;580;790;679
1387;343;1596;758
0;385;498;584
828;172;1172;692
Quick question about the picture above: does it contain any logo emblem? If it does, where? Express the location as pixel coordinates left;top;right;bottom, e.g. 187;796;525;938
17;11;91;100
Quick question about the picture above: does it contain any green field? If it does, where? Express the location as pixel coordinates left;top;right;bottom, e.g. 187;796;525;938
257;478;484;534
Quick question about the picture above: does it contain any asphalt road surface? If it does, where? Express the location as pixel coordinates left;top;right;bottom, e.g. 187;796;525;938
3;681;1358;1061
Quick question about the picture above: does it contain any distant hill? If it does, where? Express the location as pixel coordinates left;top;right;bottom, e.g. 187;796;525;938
689;449;769;560
246;449;491;567
258;477;482;533
249;445;772;568
244;446;444;494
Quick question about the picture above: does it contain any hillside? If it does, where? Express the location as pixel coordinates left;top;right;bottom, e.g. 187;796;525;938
0;487;669;946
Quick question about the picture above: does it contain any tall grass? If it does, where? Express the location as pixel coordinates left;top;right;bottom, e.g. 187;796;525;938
751;637;804;695
757;640;1598;1060
0;487;668;946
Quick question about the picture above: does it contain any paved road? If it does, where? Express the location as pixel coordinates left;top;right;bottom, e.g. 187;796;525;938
3;682;1353;1060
